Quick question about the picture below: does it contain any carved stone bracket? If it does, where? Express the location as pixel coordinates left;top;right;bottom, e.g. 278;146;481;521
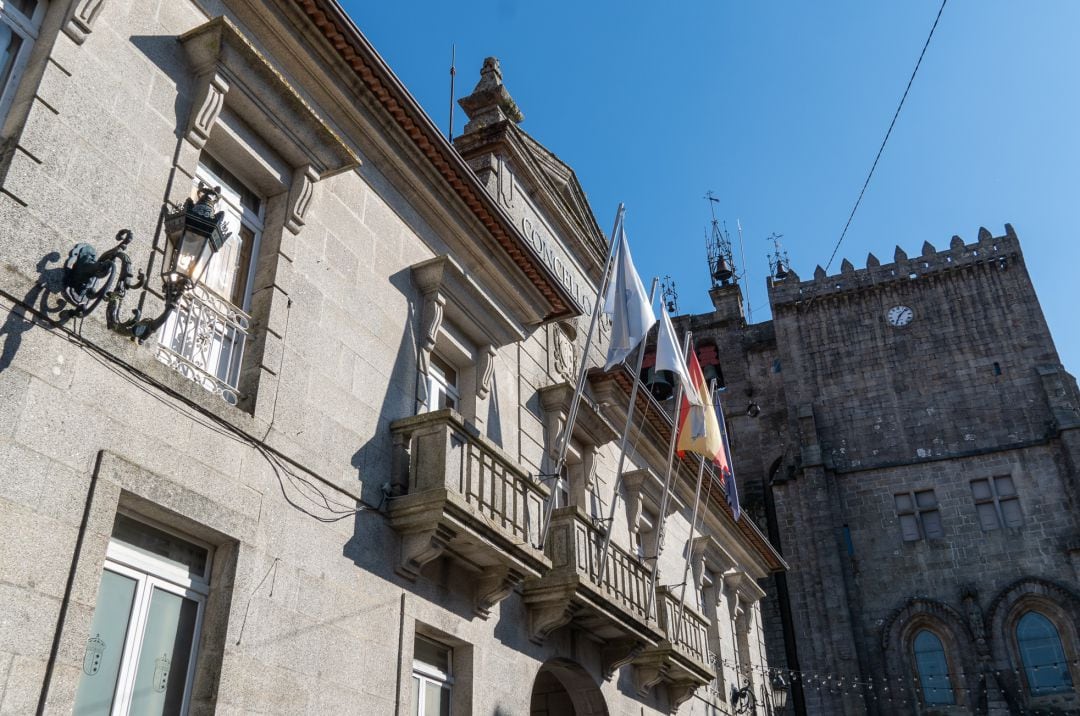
284;165;319;235
397;522;457;580
63;0;106;45
632;657;669;697
601;638;646;680
666;679;700;712
185;73;229;150
477;345;496;400
417;292;446;377
474;564;525;619
522;580;579;644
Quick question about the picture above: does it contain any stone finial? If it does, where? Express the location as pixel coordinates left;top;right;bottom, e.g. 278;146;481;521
921;240;936;256
950;235;964;250
840;258;854;274
457;57;525;133
894;246;908;263
866;252;880;268
786;267;800;282
978;226;993;242
1004;223;1017;238
814;265;826;281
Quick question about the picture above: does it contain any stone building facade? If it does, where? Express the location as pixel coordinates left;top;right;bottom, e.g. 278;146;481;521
0;1;783;715
674;231;1080;715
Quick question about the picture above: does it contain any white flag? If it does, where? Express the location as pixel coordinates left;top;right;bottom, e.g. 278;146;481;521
603;217;656;369
654;304;703;410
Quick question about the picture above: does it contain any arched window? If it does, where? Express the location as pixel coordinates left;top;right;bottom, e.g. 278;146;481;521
1017;611;1073;695
913;630;955;705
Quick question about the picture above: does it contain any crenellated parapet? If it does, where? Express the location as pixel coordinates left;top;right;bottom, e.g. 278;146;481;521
768;224;1022;307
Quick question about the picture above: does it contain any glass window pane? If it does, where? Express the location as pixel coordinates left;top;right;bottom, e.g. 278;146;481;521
8;0;40;20
971;479;992;501
915;490;937;509
1001;498;1023;528
976;502;1000;531
0;22;23;94
112;515;208;581
423;681;450;716
994;475;1017;496
73;570;138;716
922;510;944;539
899;514;921;541
412;676;421;716
1017;612;1073;695
913;630;955;705
894;493;913;513
414;637;450;674
128;588;200;716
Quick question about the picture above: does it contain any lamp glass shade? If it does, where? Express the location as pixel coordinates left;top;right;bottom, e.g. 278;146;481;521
770;674;789;711
162;186;229;288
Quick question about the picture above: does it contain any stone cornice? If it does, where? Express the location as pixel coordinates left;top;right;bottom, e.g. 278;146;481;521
291;0;578;322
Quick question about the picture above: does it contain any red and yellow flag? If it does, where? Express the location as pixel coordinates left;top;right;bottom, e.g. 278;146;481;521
676;350;724;462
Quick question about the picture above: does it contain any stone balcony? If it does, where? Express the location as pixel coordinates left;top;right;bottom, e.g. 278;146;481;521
633;587;716;709
522;506;664;673
388;409;551;616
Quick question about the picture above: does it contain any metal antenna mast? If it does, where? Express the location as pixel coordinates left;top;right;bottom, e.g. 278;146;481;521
704;191;736;287
447;44;456;141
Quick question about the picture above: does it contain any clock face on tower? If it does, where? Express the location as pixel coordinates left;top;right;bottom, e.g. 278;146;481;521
886;305;914;327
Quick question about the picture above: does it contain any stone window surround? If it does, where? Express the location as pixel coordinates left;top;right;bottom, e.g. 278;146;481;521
400;620;475;716
411;253;524;423
902;618;964;707
537;383;617;513
47;451;244;713
691;534;739;702
1000;596;1080;702
970;472;1024;531
156;15;358;415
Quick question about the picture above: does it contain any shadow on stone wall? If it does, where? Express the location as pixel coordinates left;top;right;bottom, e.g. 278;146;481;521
0;251;71;374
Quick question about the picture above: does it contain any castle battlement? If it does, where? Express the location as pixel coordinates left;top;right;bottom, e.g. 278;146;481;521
768;224;1022;307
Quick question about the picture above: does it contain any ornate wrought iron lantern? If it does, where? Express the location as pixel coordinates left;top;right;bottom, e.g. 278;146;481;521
770;672;790;712
61;183;229;342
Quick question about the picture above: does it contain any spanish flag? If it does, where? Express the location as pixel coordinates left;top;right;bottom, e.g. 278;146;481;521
675;350;724;462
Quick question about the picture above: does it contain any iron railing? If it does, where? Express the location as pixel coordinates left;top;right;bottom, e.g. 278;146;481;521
156;283;250;405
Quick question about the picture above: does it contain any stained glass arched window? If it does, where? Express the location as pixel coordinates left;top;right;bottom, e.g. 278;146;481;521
913;630;955;705
1017;611;1073;695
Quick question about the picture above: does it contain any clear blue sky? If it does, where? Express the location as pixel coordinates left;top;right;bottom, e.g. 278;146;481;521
343;1;1080;373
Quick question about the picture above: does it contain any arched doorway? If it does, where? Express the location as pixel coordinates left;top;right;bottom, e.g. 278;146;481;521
529;659;609;716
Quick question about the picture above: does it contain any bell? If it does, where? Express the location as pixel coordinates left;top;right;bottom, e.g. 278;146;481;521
642;367;674;401
774;261;788;280
713;255;733;284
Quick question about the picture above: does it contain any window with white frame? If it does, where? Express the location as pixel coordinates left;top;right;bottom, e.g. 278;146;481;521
157;153;263;405
0;0;45;124
894;489;944;541
73;514;212;716
971;475;1023;531
422;353;460;412
412;636;452;716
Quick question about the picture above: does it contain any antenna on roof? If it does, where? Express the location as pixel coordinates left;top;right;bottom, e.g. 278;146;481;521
448;44;456;141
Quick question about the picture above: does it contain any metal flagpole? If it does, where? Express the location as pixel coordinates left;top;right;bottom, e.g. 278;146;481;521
594;276;659;587
674;380;716;632
537;204;624;550
644;331;693;620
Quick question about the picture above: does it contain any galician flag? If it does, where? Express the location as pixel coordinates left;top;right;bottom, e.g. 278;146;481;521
654;304;704;419
676;350;724;458
603;214;656;369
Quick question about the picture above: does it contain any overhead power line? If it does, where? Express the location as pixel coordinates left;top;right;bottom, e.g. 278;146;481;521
823;0;949;274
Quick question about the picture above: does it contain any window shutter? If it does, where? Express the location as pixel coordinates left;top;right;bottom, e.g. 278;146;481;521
915;490;937;509
976;502;1000;531
1001;498;1024;527
922;510;944;539
971;479;992;501
899;514;921;541
994;475;1017;497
